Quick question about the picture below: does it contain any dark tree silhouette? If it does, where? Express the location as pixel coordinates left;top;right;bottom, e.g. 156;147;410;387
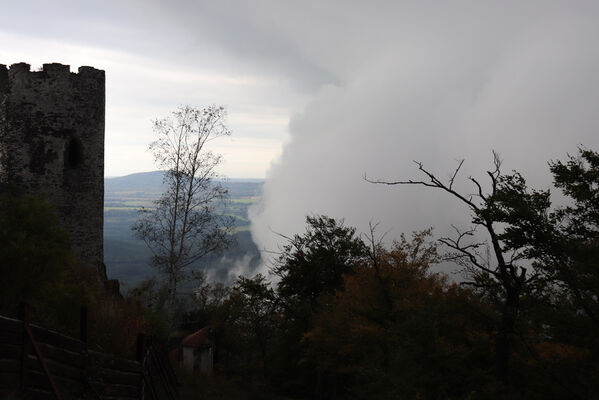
273;215;367;311
534;148;599;328
367;152;551;384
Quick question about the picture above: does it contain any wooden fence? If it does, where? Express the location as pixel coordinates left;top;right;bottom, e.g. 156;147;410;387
0;305;177;399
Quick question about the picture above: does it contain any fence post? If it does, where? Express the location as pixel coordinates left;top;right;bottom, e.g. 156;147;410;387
137;333;148;400
79;306;88;345
18;302;30;392
136;333;146;362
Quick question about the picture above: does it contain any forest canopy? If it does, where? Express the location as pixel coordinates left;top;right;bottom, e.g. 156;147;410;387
2;148;598;399
176;147;599;399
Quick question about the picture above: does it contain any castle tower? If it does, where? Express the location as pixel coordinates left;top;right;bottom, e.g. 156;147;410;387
0;62;105;278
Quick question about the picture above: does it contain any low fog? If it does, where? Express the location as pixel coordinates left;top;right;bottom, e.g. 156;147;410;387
245;1;599;274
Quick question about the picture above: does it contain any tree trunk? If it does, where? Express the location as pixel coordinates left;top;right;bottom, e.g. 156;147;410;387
495;288;519;384
168;273;178;308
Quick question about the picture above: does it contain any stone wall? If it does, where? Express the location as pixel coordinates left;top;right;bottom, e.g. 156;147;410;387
0;62;105;277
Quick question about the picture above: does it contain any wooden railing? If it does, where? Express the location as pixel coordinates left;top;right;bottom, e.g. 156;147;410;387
137;336;179;400
0;304;177;399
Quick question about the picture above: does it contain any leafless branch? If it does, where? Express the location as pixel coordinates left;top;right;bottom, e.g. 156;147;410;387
449;159;465;190
365;160;481;212
468;176;486;201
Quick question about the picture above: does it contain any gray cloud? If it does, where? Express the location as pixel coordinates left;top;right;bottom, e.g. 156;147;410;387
248;1;599;274
1;0;312;176
4;1;599;273
122;0;342;92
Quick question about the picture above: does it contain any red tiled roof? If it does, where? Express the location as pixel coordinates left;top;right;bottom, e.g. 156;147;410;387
181;327;210;348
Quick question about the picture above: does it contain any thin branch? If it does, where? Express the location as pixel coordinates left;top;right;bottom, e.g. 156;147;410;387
449;159;465;190
365;160;481;212
468;176;486;201
439;238;498;276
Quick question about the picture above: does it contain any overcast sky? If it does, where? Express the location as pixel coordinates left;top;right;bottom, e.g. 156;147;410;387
1;0;314;178
3;1;599;275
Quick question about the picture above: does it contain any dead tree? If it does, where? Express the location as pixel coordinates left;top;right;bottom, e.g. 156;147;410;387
366;152;544;384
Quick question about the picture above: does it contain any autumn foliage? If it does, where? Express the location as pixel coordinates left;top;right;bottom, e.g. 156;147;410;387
3;148;599;399
304;231;495;399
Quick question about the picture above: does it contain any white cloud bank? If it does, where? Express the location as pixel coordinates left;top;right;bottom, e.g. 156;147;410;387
247;1;599;273
2;1;599;275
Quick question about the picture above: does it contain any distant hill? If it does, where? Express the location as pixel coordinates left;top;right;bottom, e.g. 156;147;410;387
105;171;165;192
105;171;264;197
104;171;264;289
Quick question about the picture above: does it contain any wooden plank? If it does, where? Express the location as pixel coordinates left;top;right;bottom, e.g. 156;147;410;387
0;343;21;360
0;315;148;398
0;342;86;369
26;369;87;397
0;316;85;354
29;324;85;353
99;367;142;387
0;315;22;331
0;358;20;374
34;342;86;369
26;354;85;382
0;371;19;390
89;351;142;373
0;319;23;346
0;333;22;346
0;389;22;399
22;387;56;400
24;322;64;399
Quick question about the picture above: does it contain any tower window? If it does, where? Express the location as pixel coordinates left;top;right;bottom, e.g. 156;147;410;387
66;137;83;168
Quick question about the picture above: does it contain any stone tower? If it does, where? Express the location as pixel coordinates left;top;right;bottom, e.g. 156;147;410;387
0;62;105;278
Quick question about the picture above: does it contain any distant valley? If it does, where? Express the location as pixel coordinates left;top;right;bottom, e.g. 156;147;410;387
104;171;264;290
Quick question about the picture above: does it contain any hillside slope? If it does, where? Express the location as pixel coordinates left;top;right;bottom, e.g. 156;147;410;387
104;171;264;288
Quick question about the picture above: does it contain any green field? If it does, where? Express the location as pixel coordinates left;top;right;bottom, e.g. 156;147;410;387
103;172;264;288
230;197;260;204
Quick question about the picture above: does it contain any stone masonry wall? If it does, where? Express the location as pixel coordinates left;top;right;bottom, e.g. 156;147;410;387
0;62;105;278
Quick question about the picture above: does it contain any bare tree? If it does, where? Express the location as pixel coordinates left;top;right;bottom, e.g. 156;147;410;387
132;105;234;307
366;152;550;385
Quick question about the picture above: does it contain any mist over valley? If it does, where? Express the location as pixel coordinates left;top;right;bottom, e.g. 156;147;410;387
104;171;264;288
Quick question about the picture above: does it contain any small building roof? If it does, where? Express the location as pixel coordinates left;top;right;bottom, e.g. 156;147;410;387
181;327;211;348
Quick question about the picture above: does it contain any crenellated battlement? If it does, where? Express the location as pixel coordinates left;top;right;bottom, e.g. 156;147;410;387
42;62;70;75
2;62;104;85
0;65;7;95
7;62;30;74
1;62;104;76
0;61;106;278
